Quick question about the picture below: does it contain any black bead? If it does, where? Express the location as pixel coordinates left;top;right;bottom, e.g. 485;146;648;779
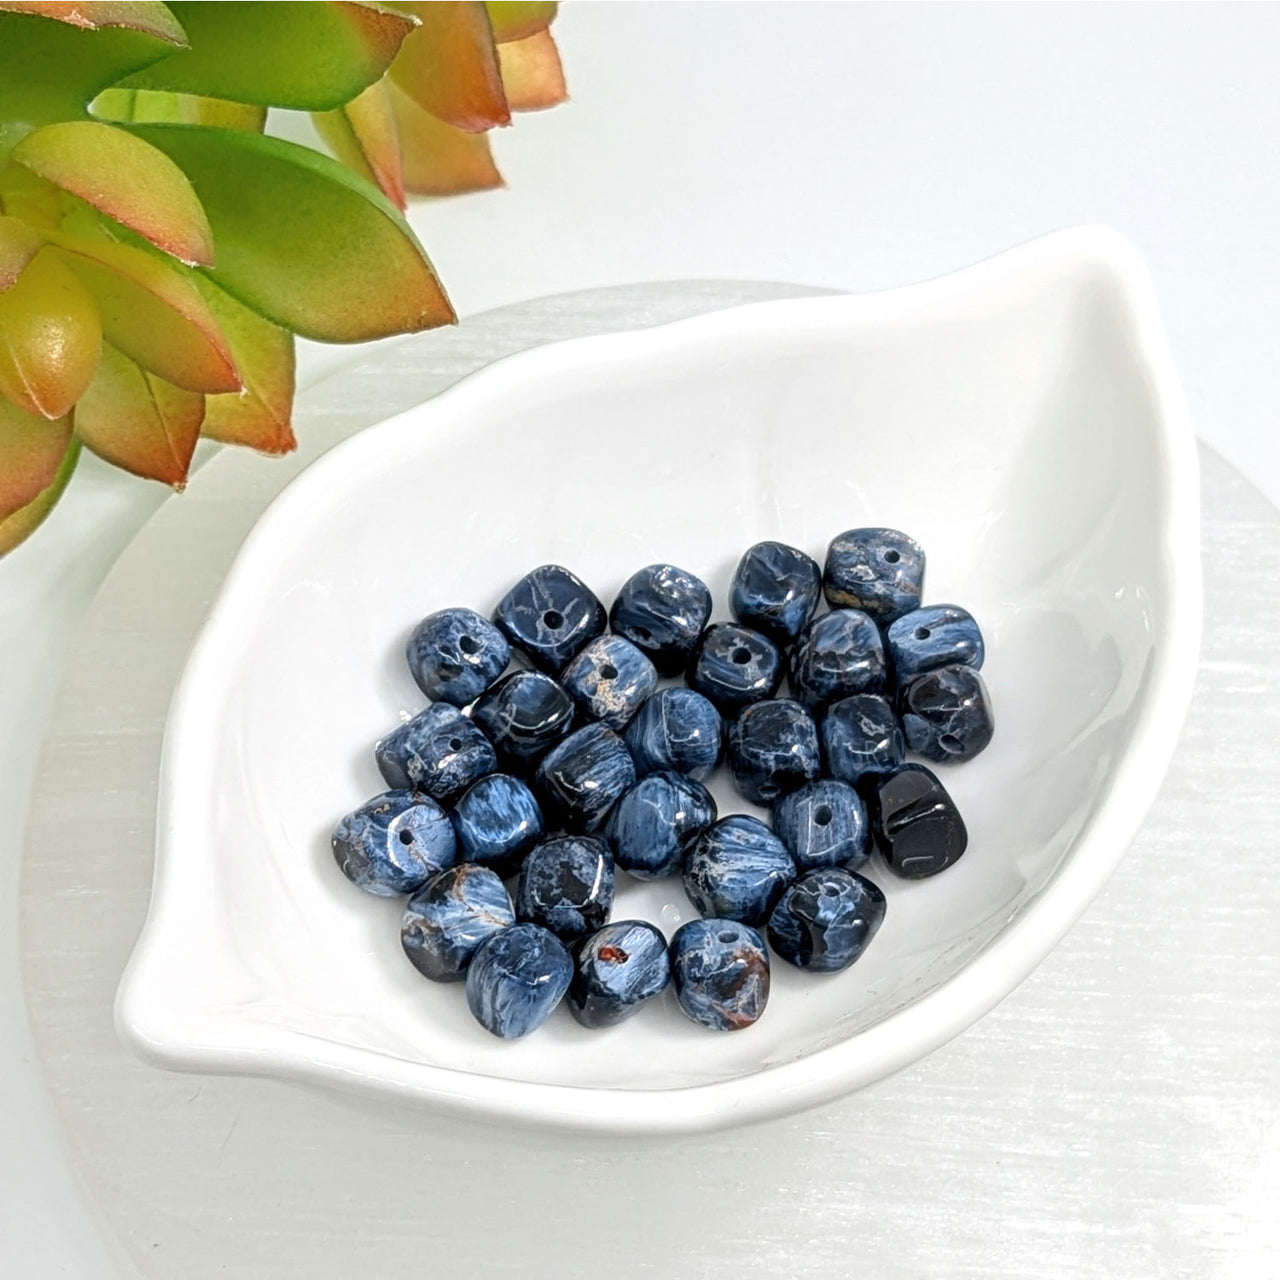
865;763;967;879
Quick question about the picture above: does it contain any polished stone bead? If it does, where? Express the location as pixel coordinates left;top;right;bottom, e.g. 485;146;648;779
669;918;770;1031
492;564;607;675
535;722;636;833
401;864;515;981
866;763;968;878
470;670;574;773
450;773;544;877
568;920;670;1029
559;634;658;732
405;607;510;707
789;608;886;710
517;835;615;942
332;790;456;897
623;688;723;781
686;622;783;716
374;702;497;804
900;663;994;762
609;563;713;676
604;771;717;880
465;922;572;1039
886;604;984;686
821;693;905;787
729;540;822;645
726;699;821;806
823;527;925;623
683;815;796;926
772;778;869;873
767;868;886;974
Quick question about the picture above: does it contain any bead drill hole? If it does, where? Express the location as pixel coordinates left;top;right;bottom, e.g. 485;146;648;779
459;634;479;655
814;804;833;826
449;738;464;751
883;549;900;564
543;610;564;629
398;829;414;845
939;733;963;754
600;663;618;681
915;627;931;640
731;647;752;665
718;931;737;944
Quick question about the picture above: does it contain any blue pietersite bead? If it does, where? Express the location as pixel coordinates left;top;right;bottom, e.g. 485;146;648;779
623;688;722;781
450;773;544;877
686;623;783;716
604;771;717;880
886;605;985;687
823;527;925;623
401;864;515;981
609;563;713;676
375;702;497;805
772;778;869;873
405;607;510;707
729;540;822;645
535;722;636;833
900;664;994;762
866;763;967;878
465;922;572;1039
569;920;671;1029
789;609;886;710
492;564;607;675
332;790;456;897
471;670;574;773
559;634;658;731
726;699;821;806
767;868;886;974
683;815;796;926
821;693;905;787
517;836;615;942
669;918;770;1031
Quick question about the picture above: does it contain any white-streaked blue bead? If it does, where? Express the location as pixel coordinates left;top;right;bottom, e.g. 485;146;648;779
560;633;658;731
374;702;496;804
465;923;572;1039
789;608;886;710
623;688;722;781
450;773;544;877
729;540;822;645
492;564;607;675
535;722;636;833
669;918;770;1031
332;789;456;897
821;693;905;787
516;836;615;941
405;607;510;706
886;604;985;686
604;771;717;880
726;699;821;805
767;867;886;973
683;815;796;926
609;563;712;676
569;920;670;1029
686;623;783;715
471;670;575;773
900;663;994;762
823;527;925;623
401;864;515;981
772;778;869;872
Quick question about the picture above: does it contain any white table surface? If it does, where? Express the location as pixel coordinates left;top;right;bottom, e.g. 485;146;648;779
4;3;1280;1274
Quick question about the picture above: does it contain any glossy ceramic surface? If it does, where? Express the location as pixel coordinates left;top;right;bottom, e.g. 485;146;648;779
116;229;1200;1132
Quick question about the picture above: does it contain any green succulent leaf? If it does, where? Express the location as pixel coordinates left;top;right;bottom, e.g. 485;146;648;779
13;120;214;264
195;275;296;455
73;339;203;484
0;214;43;289
93;86;266;132
52;231;239;392
0;388;72;520
0;248;102;418
485;1;557;43
121;2;416;112
389;2;510;134
129;123;454;342
0;432;78;554
313;79;405;210
0;4;186;132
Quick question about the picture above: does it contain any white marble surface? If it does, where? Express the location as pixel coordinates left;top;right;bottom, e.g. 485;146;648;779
15;282;1280;1279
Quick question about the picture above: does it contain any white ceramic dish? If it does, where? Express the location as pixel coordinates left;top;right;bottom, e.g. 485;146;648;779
116;227;1200;1134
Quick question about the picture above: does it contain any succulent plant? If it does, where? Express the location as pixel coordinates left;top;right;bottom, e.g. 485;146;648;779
0;0;565;553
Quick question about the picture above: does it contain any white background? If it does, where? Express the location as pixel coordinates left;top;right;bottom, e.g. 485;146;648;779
4;3;1278;1274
